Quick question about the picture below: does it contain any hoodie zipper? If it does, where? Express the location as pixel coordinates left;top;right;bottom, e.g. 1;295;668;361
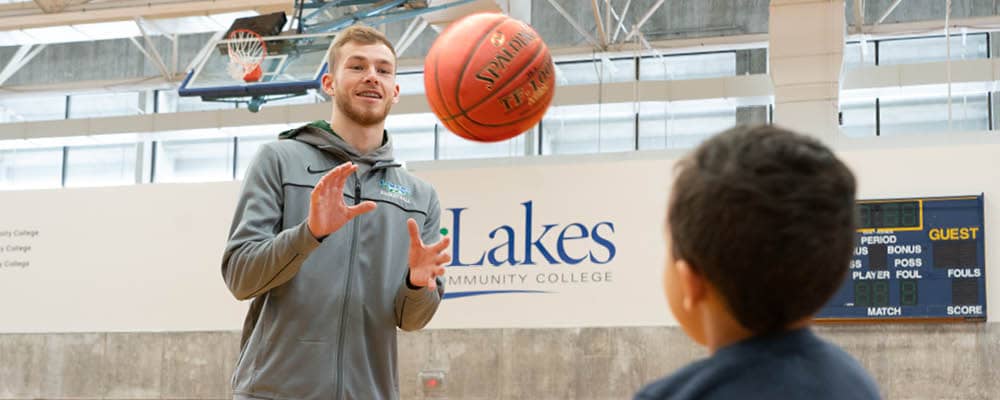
334;173;362;400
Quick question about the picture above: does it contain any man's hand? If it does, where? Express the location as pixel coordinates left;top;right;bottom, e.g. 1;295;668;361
407;218;451;290
307;162;377;239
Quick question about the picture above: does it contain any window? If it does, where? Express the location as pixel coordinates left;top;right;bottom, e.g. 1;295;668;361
880;92;989;135
541;103;636;155
843;41;876;71
840;98;877;137
154;137;234;182
385;112;436;162
396;72;426;95
0;147;63;190
638;100;736;150
437;124;529;160
69;92;142;118
640;52;737;81
0;94;66;122
64;143;137;187
554;57;635;85
878;34;988;66
157;90;237;113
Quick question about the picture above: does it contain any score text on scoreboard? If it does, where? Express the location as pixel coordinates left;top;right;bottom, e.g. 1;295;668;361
816;195;986;322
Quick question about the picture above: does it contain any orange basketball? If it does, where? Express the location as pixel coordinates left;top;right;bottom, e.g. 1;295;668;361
424;13;556;142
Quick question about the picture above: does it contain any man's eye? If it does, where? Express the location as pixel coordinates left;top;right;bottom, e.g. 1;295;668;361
349;65;363;70
379;69;391;74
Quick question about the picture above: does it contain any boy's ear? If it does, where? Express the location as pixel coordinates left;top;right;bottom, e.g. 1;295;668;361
675;259;707;311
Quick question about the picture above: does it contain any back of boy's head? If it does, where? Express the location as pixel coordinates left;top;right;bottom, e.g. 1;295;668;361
668;124;857;334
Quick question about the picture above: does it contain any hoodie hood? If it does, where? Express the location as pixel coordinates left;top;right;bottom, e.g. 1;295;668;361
279;120;395;166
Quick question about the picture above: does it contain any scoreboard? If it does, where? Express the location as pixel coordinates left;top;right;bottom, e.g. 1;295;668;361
816;195;986;322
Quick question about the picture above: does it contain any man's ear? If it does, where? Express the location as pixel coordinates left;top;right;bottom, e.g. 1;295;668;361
675;259;707;311
391;83;400;104
321;73;335;97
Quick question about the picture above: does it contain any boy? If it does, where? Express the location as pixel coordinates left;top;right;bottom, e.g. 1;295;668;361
635;125;881;399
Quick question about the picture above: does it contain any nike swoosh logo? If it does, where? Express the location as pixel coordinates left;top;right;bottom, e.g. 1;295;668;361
306;165;334;174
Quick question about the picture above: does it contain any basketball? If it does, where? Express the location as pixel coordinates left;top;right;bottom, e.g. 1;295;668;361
423;13;556;142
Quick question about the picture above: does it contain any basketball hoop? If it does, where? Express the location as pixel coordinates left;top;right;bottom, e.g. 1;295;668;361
227;29;267;83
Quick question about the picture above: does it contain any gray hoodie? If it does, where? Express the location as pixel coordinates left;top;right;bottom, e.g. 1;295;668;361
222;121;444;400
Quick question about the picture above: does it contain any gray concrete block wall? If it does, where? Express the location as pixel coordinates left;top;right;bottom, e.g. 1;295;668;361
2;324;998;399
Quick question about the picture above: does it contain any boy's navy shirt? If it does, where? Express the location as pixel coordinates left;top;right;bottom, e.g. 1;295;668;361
634;328;881;400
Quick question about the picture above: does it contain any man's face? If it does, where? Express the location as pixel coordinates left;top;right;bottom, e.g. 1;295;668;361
323;42;400;126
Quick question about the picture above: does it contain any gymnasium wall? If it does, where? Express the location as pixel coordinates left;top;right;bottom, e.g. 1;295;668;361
1;133;998;399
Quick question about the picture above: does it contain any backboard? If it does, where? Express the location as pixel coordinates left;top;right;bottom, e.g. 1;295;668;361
178;31;335;101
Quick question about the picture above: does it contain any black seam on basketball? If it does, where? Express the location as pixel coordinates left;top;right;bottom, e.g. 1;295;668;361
444;40;545;124
450;86;554;128
449;19;518;117
451;50;553;128
437;58;483;141
436;17;508;141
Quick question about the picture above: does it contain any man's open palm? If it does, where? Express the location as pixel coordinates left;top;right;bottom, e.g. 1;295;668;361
407;218;451;290
308;162;377;238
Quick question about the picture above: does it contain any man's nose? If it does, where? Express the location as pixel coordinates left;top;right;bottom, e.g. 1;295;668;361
362;67;378;82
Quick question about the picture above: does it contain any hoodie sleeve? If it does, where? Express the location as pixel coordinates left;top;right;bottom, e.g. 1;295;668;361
221;143;322;301
394;188;445;331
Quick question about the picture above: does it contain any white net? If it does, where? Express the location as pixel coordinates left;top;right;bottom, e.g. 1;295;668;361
226;29;267;81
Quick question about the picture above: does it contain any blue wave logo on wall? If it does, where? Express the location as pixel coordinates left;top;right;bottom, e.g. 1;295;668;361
441;200;616;300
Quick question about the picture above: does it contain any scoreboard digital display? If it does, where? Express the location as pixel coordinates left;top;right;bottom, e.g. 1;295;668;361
816;195;986;322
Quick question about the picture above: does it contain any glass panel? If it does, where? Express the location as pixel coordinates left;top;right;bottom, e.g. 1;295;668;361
639;52;737;81
0;147;63;190
0;94;66;122
385;112;436;162
840;98;877;137
541;103;636;155
638;100;737;150
64;144;137;187
264;93;323;107
880;93;989;135
155;137;234;182
69;92;141;118
554;58;635;85
878;34;988;65
157;90;237;113
396;72;425;95
438;124;528;160
843;41;876;70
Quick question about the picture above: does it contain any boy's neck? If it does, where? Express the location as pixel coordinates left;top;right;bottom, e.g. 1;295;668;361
702;306;811;354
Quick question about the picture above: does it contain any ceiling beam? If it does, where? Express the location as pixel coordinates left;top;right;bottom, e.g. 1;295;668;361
0;44;47;86
877;0;905;25
544;0;600;49
0;0;289;31
609;0;632;44
625;0;665;41
591;0;608;49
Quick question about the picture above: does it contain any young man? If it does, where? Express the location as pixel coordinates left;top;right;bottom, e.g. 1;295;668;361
221;25;450;400
635;125;882;400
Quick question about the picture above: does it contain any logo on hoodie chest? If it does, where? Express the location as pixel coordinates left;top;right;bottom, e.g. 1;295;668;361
378;179;412;204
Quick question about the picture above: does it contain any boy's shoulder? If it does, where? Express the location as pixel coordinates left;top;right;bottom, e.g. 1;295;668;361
634;329;881;400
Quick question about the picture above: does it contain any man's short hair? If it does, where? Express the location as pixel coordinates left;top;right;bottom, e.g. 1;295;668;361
668;124;857;334
327;25;397;72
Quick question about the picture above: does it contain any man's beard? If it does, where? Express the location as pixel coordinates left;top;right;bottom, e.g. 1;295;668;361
336;90;392;127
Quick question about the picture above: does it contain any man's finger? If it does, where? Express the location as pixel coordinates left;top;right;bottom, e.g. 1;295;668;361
326;163;354;193
433;266;446;276
435;253;451;265
426;276;437;291
407;218;421;248
428;236;451;253
347;201;377;217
